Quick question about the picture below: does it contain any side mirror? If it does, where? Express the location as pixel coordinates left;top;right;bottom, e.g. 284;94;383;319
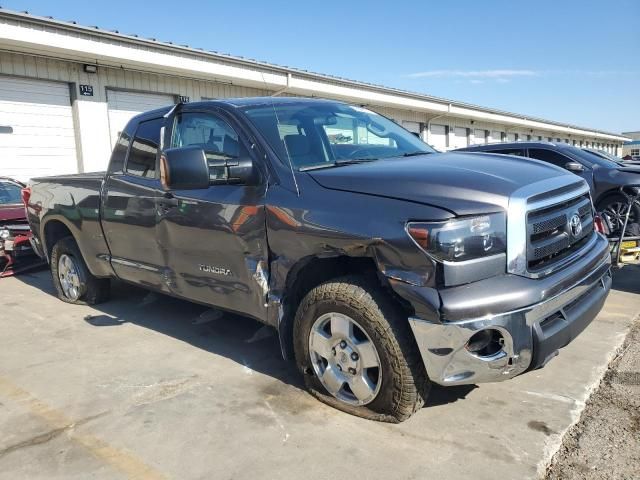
565;161;584;173
211;156;259;186
160;147;210;190
160;146;260;190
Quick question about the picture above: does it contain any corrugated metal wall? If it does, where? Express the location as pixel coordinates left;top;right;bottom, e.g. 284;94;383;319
0;49;623;176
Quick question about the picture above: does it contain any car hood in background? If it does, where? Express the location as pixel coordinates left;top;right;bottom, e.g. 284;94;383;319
0;204;27;223
307;152;571;216
616;166;640;174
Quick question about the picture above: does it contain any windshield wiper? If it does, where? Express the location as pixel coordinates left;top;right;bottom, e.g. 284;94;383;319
335;158;378;165
299;158;377;172
401;151;432;157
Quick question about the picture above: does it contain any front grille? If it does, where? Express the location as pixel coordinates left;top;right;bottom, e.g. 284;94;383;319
0;220;30;239
526;193;594;273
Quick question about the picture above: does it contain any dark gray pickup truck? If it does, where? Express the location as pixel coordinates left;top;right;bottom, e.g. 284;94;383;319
26;97;612;422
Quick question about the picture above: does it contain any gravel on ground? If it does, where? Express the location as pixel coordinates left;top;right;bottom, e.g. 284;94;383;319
545;315;640;480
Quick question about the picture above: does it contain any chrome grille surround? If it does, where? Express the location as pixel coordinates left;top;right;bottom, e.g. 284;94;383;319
507;175;592;278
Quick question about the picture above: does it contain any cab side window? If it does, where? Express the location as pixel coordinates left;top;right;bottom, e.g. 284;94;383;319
491;148;526;157
171;112;241;182
126;118;163;178
528;148;571;168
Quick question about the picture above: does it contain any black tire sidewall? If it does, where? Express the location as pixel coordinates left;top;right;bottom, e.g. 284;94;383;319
598;194;640;229
50;237;89;304
293;285;407;418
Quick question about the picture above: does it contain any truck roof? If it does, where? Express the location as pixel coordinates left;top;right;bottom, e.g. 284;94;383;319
127;97;345;125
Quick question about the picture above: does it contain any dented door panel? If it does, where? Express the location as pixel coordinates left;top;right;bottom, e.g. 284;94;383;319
156;184;269;321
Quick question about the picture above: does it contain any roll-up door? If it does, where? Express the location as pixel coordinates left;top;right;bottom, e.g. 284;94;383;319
429;124;447;151
0;76;77;181
107;90;174;148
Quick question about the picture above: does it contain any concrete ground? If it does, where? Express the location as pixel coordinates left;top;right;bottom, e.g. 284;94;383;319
0;267;638;480
546;286;640;480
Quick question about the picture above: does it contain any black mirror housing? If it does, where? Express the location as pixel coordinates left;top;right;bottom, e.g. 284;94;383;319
161;147;210;190
565;161;584;173
227;157;258;185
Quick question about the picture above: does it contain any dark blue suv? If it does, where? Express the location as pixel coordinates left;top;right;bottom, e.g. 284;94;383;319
456;141;640;234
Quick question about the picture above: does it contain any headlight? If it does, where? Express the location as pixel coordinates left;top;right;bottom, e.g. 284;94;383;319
0;228;10;240
407;213;506;262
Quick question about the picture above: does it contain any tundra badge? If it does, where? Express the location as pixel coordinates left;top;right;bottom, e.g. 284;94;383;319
199;264;232;276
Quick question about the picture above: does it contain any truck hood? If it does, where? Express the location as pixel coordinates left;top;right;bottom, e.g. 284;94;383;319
307;152;570;216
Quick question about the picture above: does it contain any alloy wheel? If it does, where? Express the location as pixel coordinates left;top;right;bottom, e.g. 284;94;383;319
308;312;382;406
602;201;638;235
58;253;81;301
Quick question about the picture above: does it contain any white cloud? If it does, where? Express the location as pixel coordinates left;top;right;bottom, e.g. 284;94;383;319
406;69;539;79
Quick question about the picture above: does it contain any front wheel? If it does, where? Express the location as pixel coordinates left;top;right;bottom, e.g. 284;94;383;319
50;236;110;305
598;194;640;237
293;276;430;422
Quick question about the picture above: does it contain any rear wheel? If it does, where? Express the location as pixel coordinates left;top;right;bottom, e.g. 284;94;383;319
293;276;430;423
50;236;110;305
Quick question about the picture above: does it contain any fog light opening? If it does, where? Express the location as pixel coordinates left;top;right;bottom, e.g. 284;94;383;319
466;329;504;357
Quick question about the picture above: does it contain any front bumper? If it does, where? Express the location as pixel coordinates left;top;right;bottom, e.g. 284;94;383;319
407;235;612;386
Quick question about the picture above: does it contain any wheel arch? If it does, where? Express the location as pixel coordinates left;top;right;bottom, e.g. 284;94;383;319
594;188;625;209
42;217;75;261
276;254;412;360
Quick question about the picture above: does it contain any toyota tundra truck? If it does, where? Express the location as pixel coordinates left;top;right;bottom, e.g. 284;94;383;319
25;98;612;422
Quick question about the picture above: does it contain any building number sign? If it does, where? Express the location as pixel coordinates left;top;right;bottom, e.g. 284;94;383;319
79;85;94;96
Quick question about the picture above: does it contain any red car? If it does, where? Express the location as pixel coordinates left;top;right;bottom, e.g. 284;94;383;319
0;177;38;276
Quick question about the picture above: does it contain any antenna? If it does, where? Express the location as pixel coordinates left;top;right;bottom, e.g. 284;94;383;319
260;72;300;196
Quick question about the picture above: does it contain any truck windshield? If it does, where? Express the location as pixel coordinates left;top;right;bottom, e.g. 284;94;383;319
242;102;435;170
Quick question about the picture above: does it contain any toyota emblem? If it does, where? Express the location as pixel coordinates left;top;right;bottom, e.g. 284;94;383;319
568;213;582;238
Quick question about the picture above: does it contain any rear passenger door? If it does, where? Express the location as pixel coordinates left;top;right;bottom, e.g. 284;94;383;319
101;116;168;290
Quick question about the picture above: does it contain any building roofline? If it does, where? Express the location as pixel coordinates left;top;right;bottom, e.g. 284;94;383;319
0;8;630;142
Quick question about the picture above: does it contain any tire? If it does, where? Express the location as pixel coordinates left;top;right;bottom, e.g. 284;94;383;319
293;275;430;423
597;193;640;236
50;236;110;305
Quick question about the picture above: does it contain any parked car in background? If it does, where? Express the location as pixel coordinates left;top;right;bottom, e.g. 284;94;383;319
25;98;611;422
456;141;640;235
0;177;36;276
582;148;622;163
582;148;640;166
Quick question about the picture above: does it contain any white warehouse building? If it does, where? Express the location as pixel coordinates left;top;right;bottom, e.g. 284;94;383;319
0;9;630;181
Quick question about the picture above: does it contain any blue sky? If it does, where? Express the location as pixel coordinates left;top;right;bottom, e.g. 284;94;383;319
4;0;638;133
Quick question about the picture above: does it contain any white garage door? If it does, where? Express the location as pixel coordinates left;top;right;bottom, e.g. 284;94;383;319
107;90;174;148
472;129;486;145
490;130;503;143
452;127;468;149
0;76;77;181
429;124;447;151
402;121;421;135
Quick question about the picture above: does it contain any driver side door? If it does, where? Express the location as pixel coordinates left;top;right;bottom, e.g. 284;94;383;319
527;148;594;190
156;107;269;321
